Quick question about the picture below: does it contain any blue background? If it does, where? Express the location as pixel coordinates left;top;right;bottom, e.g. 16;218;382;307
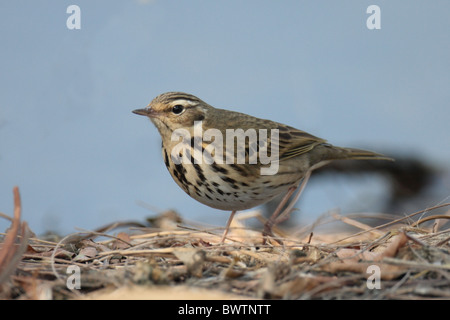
1;1;449;235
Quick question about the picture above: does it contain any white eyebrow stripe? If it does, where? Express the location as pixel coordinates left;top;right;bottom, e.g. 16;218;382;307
171;99;198;106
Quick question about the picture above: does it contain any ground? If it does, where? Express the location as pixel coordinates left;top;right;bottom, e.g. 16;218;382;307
1;187;450;300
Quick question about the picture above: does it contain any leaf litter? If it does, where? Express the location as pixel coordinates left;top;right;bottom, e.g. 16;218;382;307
1;187;450;299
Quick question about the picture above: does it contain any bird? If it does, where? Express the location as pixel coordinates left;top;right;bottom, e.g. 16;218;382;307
133;92;392;243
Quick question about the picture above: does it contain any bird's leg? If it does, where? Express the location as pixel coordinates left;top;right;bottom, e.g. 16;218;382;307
220;210;237;244
262;186;297;240
274;168;313;225
263;165;319;243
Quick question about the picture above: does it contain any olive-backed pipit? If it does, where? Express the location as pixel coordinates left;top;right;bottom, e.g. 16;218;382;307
133;92;392;243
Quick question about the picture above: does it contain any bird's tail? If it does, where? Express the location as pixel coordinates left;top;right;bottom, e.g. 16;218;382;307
326;146;394;162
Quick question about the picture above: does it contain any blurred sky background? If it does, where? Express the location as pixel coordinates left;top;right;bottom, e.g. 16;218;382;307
1;1;449;235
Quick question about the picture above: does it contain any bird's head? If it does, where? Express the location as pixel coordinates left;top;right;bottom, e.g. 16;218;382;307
133;92;210;138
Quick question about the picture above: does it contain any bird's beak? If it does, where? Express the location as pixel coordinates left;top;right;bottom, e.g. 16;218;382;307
132;108;158;118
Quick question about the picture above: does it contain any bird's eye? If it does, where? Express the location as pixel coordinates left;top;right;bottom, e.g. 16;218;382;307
172;105;184;115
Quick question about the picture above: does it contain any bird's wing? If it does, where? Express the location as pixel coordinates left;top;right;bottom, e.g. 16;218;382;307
276;124;327;161
205;108;327;164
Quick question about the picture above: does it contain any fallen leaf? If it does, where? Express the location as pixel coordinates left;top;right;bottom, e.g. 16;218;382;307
173;248;205;278
322;233;408;280
73;246;98;262
111;232;132;250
